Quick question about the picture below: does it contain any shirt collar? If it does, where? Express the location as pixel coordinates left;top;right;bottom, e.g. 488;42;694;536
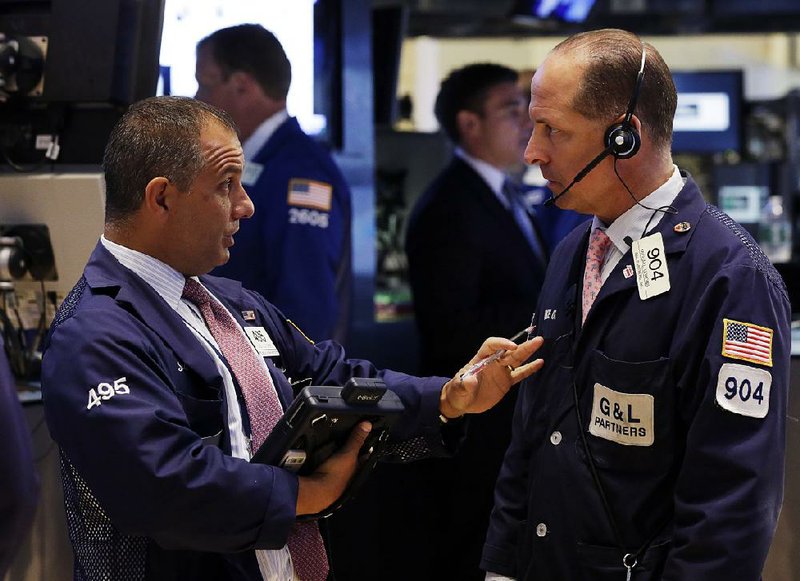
242;109;290;160
100;235;187;309
455;147;508;198
591;165;684;254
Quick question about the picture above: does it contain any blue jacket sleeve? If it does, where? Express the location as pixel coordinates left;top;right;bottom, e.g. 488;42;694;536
664;263;790;579
41;306;298;553
0;339;39;576
251;292;450;443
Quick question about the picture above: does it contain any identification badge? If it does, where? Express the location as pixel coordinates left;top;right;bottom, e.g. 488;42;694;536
242;162;264;187
715;363;771;418
244;326;280;357
631;233;670;300
588;383;654;446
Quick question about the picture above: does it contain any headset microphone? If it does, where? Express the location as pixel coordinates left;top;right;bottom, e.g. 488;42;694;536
543;145;613;207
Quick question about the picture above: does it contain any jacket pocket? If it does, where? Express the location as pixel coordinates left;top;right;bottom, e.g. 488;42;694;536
577;349;675;473
174;388;224;439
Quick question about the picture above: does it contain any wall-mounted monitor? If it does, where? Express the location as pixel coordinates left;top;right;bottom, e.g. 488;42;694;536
713;0;800;15
0;0;165;166
511;0;598;23
671;70;744;155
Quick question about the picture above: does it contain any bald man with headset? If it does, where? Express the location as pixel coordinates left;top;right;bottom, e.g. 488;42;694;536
483;29;790;581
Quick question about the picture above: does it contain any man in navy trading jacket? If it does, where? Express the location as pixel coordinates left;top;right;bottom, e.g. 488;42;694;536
40;96;544;581
196;24;352;343
482;29;791;581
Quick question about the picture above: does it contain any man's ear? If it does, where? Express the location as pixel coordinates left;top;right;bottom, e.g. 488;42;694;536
456;109;481;143
142;177;172;217
230;70;256;97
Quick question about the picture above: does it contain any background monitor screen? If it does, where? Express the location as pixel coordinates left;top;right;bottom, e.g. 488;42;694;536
671;70;743;154
0;0;165;166
0;0;164;105
713;0;800;15
511;0;598;23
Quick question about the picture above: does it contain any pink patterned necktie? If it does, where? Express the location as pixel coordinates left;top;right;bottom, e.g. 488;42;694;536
581;228;612;325
182;278;329;581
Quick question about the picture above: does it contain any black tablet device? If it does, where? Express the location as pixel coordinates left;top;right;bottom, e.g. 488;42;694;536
251;378;405;519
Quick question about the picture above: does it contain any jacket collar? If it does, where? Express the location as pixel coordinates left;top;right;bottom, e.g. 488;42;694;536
250;116;302;164
83;243;250;385
588;171;705;310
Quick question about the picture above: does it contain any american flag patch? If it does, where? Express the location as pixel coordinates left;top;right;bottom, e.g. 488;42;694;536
287;179;332;211
722;318;773;367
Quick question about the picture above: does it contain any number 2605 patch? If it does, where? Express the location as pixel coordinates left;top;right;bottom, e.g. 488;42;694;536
87;377;130;410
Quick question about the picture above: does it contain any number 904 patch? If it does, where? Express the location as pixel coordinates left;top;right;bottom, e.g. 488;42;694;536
715;363;771;418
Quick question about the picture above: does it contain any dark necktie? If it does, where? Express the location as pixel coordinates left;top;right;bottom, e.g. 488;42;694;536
182;278;329;581
502;179;546;266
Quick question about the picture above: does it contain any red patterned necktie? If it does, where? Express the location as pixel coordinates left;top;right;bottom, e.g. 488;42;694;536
581;228;612;325
182;278;329;581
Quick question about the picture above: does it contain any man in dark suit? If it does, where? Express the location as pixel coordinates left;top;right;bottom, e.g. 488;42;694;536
402;63;547;581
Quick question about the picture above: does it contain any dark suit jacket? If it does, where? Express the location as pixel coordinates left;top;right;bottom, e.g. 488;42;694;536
401;156;546;580
406;156;545;376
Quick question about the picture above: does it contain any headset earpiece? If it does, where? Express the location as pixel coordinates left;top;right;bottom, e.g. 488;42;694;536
604;122;640;159
604;42;646;160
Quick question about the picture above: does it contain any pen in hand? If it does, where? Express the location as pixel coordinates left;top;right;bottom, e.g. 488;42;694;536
460;325;536;379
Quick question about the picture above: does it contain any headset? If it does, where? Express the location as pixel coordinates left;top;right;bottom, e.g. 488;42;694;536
545;43;647;207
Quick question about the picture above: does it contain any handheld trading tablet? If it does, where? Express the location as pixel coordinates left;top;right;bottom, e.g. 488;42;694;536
251;378;405;519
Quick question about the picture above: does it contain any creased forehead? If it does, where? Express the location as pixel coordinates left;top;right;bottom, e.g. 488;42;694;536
199;120;243;170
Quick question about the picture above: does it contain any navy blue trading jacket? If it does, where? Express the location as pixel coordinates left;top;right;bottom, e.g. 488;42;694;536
482;174;790;580
42;242;447;580
213;116;352;344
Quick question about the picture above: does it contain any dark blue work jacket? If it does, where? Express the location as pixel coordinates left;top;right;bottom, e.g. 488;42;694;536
41;243;446;580
0;338;39;576
482;175;791;580
213;116;353;344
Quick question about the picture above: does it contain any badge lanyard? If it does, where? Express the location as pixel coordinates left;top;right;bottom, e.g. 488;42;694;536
572;378;671;579
572;205;675;579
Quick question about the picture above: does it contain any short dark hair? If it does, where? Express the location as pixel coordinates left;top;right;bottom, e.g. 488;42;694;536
103;96;237;224
198;24;291;101
434;63;519;144
552;28;677;151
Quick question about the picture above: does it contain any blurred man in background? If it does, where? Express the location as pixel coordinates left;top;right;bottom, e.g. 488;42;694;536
196;24;352;343
403;63;546;581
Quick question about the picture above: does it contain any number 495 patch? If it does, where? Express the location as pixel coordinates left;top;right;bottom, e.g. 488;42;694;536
87;377;130;410
715;363;771;418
